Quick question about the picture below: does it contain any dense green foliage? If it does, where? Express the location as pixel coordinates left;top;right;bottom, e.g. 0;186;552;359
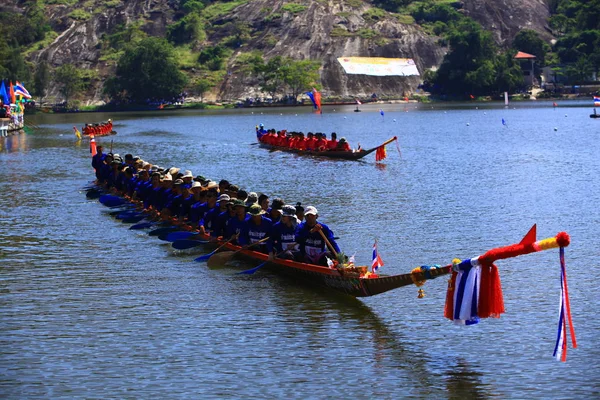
244;53;320;100
33;61;50;102
104;37;188;103
550;0;600;82
54;64;84;105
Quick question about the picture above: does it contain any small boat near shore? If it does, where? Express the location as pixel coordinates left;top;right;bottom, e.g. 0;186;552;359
258;136;398;161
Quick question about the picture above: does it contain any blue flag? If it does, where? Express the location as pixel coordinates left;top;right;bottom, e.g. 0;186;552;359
380;109;384;116
502;118;506;126
305;91;317;109
0;80;8;105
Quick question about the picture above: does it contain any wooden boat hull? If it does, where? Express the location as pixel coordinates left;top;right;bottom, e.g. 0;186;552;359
591;114;600;118
185;231;451;297
258;143;377;160
83;130;117;136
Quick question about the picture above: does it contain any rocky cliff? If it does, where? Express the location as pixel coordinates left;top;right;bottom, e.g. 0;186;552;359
3;0;553;103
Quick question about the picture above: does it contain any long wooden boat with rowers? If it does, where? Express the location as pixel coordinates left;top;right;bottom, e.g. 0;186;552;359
258;136;398;161
82;120;116;136
91;192;570;300
89;185;578;360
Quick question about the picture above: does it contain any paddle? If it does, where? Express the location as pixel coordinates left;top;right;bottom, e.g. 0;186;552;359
237;250;287;275
171;239;210;250
317;229;338;258
130;221;158;230
205;237;270;267
121;215;147;224
165;231;202;242
194;236;237;262
99;194;125;206
148;226;179;236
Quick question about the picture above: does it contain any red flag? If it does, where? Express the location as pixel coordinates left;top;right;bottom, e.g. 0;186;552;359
9;81;16;104
469;94;475;99
312;88;321;113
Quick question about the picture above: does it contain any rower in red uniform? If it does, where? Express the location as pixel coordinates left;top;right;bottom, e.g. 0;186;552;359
315;133;327;151
327;132;338;150
295;133;307;150
337;137;351;152
305;132;316;150
288;133;298;149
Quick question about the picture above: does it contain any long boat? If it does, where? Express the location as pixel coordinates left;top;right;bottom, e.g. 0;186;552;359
258;136;398;161
88;185;577;360
91;191;569;299
82;120;116;136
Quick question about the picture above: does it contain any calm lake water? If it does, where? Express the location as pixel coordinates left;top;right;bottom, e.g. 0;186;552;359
1;101;599;398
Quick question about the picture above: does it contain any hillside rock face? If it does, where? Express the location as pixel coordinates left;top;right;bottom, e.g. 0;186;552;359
220;0;445;100
4;0;553;102
461;0;553;45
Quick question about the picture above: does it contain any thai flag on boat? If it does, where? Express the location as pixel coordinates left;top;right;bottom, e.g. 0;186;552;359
372;241;384;272
452;258;482;325
14;82;32;99
594;96;600;106
553;247;577;362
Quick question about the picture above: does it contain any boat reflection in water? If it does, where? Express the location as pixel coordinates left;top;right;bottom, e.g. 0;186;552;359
0;130;27;153
268;281;497;398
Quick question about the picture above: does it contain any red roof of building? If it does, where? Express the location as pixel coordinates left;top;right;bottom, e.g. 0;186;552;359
514;51;536;59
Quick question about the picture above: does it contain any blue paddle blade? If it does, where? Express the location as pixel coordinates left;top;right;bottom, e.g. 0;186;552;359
130;221;156;230
148;226;178;236
165;231;199;242
194;251;217;262
116;211;141;219
238;261;268;275
99;194;125;207
121;215;146;224
171;239;209;250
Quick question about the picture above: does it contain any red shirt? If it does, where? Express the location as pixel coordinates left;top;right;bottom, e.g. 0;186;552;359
296;138;307;150
315;138;327;151
327;139;338;150
305;138;316;150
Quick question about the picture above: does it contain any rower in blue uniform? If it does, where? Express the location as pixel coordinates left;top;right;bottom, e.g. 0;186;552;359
240;204;272;252
270;205;299;260
296;206;340;265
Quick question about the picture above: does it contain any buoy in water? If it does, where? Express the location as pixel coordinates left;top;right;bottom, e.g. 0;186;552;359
393;119;396;122
554;127;558;131
467;123;470;126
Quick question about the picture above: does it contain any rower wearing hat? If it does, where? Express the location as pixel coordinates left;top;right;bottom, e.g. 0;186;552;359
199;193;230;236
225;199;249;245
182;170;194;189
296;206;340;265
270;205;300;260
268;197;285;223
240;204;272;252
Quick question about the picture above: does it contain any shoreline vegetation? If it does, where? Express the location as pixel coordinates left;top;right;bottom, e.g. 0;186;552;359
35;91;595;114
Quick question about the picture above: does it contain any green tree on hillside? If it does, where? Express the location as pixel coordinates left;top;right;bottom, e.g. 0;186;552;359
280;59;321;101
33;61;50;104
106;37;188;103
431;19;497;96
54;64;84;106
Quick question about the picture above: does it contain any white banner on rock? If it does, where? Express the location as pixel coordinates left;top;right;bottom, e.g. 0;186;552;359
337;57;420;76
